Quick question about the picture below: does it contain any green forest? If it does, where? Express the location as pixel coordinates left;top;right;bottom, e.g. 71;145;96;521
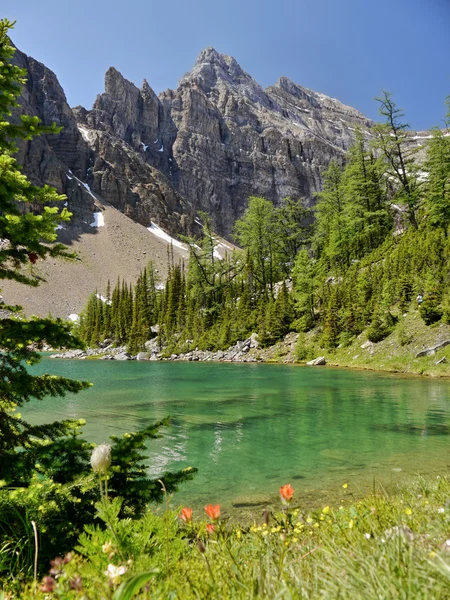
76;94;450;358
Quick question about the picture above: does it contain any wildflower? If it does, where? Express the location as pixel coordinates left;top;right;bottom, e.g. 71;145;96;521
204;503;220;520
40;576;55;593
364;533;371;539
280;484;294;504
105;564;127;585
429;551;437;558
206;523;216;534
348;519;354;529
405;508;412;515
49;556;64;577
90;444;112;473
102;541;113;554
179;507;193;523
235;529;241;539
70;576;83;591
438;507;445;514
342;483;348;489
322;506;330;514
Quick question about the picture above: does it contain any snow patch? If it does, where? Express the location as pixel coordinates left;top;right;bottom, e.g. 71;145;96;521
68;314;79;323
158;144;164;152
90;212;105;228
141;142;149;151
96;293;111;305
147;222;185;249
77;125;94;143
55;224;66;231
66;173;73;180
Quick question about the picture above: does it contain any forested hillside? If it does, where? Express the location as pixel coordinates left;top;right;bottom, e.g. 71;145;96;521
76;93;450;367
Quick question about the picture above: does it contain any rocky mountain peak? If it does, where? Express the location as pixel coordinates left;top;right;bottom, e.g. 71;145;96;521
181;47;273;108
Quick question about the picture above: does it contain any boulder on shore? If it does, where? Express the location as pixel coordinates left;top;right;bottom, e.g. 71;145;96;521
306;356;326;366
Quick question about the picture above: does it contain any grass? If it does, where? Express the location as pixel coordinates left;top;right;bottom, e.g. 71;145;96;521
329;309;450;377
6;475;450;599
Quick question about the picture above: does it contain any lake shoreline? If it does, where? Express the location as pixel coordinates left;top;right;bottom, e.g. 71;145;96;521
48;327;450;379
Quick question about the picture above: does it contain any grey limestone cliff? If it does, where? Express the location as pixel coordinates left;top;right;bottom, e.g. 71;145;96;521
14;43;375;240
75;47;373;236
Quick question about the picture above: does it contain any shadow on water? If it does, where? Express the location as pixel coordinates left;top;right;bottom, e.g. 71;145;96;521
371;423;450;435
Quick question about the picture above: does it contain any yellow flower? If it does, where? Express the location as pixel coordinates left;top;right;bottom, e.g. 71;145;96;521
322;506;330;514
306;517;313;524
313;522;319;528
348;520;354;529
339;506;344;510
342;483;348;489
235;529;242;539
429;551;437;558
405;508;412;515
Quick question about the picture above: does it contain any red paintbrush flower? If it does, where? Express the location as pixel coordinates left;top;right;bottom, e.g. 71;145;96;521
179;507;193;523
204;503;221;520
280;484;294;504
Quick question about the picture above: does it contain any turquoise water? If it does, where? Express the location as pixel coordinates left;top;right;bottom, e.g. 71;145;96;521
27;360;450;512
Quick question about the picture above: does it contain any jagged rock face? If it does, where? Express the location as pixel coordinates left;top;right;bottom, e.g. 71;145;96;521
14;43;375;239
12;46;96;231
13;48;194;237
77;47;373;236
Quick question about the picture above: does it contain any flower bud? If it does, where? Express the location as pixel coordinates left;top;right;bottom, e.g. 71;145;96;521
90;444;112;473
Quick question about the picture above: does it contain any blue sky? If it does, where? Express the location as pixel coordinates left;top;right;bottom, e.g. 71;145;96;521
5;0;450;130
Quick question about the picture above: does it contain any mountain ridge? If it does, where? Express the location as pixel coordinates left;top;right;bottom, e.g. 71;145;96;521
6;41;409;318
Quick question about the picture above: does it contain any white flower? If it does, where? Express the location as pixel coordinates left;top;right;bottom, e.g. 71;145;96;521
438;507;445;514
364;533;371;539
104;563;127;584
90;444;112;473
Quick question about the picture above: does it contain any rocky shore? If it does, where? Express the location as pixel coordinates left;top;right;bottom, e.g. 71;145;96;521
48;331;329;366
50;332;269;363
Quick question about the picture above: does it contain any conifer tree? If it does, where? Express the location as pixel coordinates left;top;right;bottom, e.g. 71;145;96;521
372;91;421;229
313;161;350;272
0;19;91;472
423;98;450;234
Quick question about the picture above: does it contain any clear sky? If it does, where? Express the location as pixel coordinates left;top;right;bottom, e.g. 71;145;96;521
4;0;450;131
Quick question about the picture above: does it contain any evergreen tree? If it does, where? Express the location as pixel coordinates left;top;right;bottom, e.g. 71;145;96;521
233;197;281;297
372;91;422;229
341;128;392;257
313;161;350;271
0;19;91;472
423;99;450;234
